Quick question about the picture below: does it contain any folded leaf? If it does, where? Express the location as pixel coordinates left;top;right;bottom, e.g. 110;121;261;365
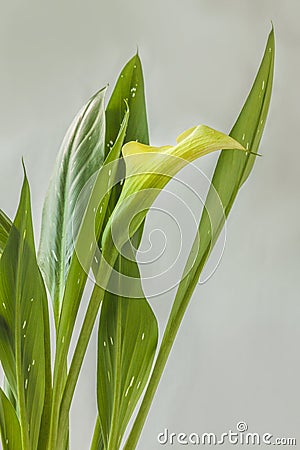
0;171;48;450
0;388;22;450
39;87;106;325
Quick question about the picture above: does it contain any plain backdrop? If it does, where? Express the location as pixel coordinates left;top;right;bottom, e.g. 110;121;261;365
0;1;299;449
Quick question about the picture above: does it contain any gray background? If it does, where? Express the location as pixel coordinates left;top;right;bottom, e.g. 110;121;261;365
0;1;299;449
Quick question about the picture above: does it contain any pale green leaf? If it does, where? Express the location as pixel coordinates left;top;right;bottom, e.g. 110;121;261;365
101;125;246;258
52;110;130;450
39;87;107;325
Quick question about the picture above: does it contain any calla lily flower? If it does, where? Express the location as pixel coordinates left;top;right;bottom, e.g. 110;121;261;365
102;124;246;256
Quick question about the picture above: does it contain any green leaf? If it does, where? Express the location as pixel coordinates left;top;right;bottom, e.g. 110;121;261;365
0;388;22;450
38;87;107;325
124;27;275;450
96;53;158;450
174;27;275;316
104;53;149;225
97;251;158;450
50;109;129;450
0;210;12;258
0;171;48;450
105;53;149;153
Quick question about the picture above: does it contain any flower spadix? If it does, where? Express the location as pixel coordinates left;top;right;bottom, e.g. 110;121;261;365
101;124;245;257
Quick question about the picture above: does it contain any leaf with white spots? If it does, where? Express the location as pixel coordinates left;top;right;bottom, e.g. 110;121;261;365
0;172;49;450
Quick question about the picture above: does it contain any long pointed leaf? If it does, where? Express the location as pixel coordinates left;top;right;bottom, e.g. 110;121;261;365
174;27;275;317
51;109;130;450
0;172;48;450
96;53;159;450
0;388;22;450
39;87;106;324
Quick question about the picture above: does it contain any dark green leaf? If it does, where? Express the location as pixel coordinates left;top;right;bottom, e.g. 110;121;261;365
97;252;158;450
0;172;49;450
175;27;275;313
97;53;158;450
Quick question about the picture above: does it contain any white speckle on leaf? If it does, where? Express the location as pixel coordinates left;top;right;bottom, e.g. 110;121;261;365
32;359;35;365
23;334;26;339
22;320;27;329
23;229;27;240
107;370;111;382
141;332;145;340
110;336;114;345
30;297;34;302
52;250;58;262
25;378;28;389
130;376;135;387
62;336;65;344
103;340;107;347
108;169;112;177
137;381;141;390
28;364;31;372
124;387;130;397
242;133;245;141
2;302;6;309
262;80;265;90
